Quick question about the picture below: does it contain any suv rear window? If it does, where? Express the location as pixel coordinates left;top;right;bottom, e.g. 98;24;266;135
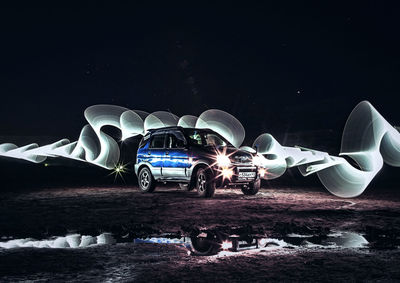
139;133;151;148
149;134;165;148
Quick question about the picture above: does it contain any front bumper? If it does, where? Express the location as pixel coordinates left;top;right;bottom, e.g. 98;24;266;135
216;165;259;187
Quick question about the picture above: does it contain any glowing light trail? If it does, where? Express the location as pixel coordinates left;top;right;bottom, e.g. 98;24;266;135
0;101;398;198
253;101;400;198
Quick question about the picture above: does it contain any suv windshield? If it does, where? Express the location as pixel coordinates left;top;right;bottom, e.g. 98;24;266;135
184;129;231;147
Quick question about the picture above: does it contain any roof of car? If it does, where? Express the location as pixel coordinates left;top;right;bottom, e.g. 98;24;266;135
148;126;212;133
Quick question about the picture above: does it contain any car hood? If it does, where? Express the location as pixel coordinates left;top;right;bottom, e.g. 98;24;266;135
216;146;254;164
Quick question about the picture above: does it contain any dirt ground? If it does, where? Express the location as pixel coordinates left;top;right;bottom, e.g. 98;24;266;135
1;185;400;282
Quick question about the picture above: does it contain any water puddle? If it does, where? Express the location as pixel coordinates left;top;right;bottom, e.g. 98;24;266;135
133;229;371;256
284;231;369;248
1;226;398;256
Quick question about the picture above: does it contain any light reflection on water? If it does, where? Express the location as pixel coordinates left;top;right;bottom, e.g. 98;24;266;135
0;233;116;249
0;230;372;255
134;230;370;256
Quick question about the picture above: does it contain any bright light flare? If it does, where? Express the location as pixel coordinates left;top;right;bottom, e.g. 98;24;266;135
258;168;266;178
216;154;230;167
110;163;127;181
221;241;232;250
222;168;233;179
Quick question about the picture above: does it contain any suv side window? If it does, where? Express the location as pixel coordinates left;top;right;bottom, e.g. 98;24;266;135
149;133;165;148
204;133;227;147
187;130;203;145
166;131;186;149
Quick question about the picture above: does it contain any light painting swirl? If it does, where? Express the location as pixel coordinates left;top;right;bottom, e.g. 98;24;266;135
253;101;400;198
0;101;399;198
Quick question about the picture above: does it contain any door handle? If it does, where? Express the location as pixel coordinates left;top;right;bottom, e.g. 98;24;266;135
148;152;151;155
165;152;169;155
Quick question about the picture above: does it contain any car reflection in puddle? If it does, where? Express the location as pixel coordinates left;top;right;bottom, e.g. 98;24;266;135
284;231;369;249
134;230;371;256
0;229;383;256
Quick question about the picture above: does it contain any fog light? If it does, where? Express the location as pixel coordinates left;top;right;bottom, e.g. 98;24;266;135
259;168;266;178
221;241;232;250
222;168;233;179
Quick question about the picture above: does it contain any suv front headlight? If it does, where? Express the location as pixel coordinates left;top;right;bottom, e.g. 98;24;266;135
216;154;231;167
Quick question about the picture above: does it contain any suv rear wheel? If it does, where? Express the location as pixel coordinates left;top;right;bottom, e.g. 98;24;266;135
138;167;156;193
241;178;260;195
196;168;216;198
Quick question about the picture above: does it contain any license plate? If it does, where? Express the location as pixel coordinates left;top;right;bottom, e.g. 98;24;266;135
238;171;256;179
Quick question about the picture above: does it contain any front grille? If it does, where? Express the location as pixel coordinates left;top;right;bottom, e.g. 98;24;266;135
235;166;257;173
231;161;253;165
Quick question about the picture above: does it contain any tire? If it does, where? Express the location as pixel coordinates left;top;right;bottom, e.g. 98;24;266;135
241;177;260;195
138;167;156;193
190;233;220;255
196;168;216;198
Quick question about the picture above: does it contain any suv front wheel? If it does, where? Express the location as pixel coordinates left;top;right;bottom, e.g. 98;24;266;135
241;177;260;195
138;167;156;193
196;168;216;198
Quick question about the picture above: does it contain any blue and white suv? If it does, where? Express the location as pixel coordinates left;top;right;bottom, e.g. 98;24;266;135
134;126;261;198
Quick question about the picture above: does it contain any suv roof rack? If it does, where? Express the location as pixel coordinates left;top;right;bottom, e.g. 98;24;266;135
147;126;183;132
147;126;213;133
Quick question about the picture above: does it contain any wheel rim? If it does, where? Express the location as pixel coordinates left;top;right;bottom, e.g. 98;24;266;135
197;172;206;192
140;171;150;189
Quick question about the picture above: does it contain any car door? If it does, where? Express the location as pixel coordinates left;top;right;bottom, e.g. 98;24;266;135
162;130;190;179
147;132;166;179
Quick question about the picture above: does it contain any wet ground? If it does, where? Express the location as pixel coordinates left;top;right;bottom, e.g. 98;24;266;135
1;184;400;281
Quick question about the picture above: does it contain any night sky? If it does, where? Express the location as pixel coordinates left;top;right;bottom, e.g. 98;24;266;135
1;1;399;146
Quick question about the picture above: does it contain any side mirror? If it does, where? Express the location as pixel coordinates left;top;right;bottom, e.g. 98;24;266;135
254;145;258;154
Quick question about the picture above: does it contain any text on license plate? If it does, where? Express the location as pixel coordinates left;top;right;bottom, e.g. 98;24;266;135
238;172;256;179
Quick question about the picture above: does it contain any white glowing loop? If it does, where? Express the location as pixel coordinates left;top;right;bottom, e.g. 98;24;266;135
252;154;263;166
216;154;231;167
0;106;245;170
253;101;400;198
0;100;399;198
